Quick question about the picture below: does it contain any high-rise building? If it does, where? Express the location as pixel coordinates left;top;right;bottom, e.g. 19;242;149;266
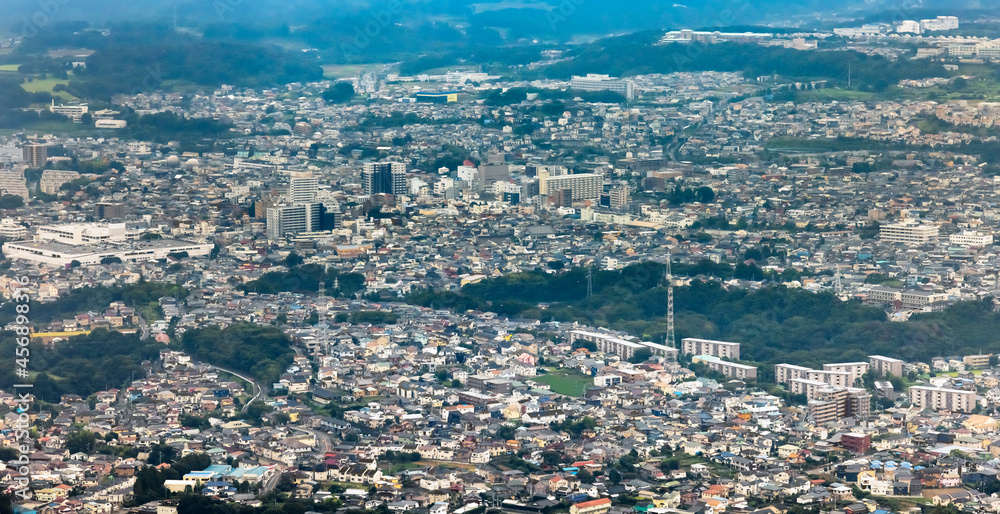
0;170;28;200
266;203;322;240
362;162;407;195
95;202;127;221
539;173;602;201
288;171;319;204
23;144;47;168
909;385;975;413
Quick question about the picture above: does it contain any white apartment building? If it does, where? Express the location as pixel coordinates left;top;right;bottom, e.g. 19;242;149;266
539;173;602;201
681;338;741;360
39;169;80;195
569;74;635;100
909;385;975;413
869;355;905;377
823;362;869;385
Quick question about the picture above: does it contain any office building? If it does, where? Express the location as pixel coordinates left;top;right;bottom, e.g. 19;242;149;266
949;231;993;247
95;202;127;221
363;162;407;196
879;220;938;244
22;144;47;168
569;74;635;100
681;338;740;360
539;173;602;201
869;355;905;377
909;385;976;413
49;101;88;121
39;170;80;195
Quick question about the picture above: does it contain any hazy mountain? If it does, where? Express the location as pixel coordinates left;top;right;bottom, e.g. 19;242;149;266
1;0;987;40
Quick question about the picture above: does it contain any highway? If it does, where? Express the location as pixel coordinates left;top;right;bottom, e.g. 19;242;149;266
292;426;333;454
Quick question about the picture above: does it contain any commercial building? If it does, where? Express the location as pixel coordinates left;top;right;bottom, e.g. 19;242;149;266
878;220;938;244
921;16;959;32
415;92;459;103
909;385;976;413
22;144;47;168
363;162;407;196
3;238;212;267
569;75;635;100
39;170;80;195
539;173;602;201
869;355;905;377
36;222;143;245
681;338;740;360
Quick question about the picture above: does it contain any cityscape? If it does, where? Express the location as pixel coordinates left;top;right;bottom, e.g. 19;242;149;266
2;1;1000;514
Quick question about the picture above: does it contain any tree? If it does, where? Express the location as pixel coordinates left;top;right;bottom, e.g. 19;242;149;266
66;430;97;454
628;348;653;364
696;186;715;203
69;260;82;268
322;83;356;104
609;469;622;485
0;195;24;209
285;252;304;267
100;256;123;265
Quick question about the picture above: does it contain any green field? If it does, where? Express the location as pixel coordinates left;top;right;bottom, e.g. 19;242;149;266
0;64;20;72
791;88;880;103
322;63;382;79
0;119;95;137
21;74;77;101
531;367;592;396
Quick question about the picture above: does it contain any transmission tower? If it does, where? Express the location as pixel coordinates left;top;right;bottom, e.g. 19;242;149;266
834;267;843;294
586;267;593;298
665;253;675;350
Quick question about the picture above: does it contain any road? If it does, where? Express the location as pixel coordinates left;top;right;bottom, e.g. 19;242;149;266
211;364;268;414
292;426;333;454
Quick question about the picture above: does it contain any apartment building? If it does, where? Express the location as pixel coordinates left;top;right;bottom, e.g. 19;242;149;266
878;220;938;244
909;386;976;413
869;355;905;377
823;362;869;385
681;338;741;360
696;355;757;380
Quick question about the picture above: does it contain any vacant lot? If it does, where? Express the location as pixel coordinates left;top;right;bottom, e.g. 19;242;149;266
531;367;592;396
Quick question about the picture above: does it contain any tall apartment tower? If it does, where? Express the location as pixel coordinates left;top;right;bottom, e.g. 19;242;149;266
288;171;319;204
23;144;47;168
362;162;407;195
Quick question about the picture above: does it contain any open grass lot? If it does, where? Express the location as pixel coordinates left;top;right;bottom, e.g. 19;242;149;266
322;63;382;78
531;367;592;396
0;64;21;72
21;75;78;101
0;119;96;138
